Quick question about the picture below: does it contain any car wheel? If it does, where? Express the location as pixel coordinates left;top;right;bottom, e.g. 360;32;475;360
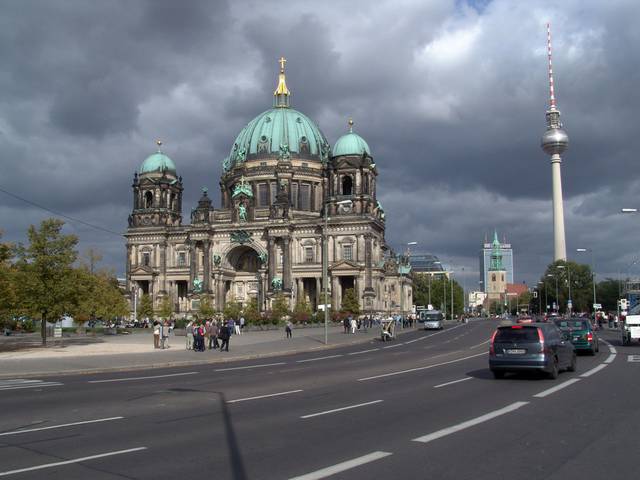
492;370;505;379
595;342;599;353
548;359;559;379
567;353;577;372
589;347;596;356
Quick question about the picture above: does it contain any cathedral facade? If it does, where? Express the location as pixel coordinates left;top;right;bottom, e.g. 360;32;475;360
125;59;411;316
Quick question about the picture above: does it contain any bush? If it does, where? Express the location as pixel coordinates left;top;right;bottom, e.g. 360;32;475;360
174;318;188;329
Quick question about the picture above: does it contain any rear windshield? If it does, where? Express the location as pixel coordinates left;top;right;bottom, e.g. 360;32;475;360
421;312;443;321
554;320;589;330
495;327;540;343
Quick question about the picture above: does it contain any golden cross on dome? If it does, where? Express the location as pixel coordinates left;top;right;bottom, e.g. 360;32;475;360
156;139;163;152
279;56;287;73
348;118;354;133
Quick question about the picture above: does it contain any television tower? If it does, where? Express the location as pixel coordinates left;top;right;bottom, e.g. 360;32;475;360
541;23;568;261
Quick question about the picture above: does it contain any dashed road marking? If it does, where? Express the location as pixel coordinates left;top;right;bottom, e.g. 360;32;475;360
227;390;303;403
412;401;529;443
215;362;286;372
296;355;343;363
301;400;383;419
0;379;63;391
0;417;124;437
433;377;472;389
348;348;379;356
89;372;198;383
288;451;392;480
533;378;581;398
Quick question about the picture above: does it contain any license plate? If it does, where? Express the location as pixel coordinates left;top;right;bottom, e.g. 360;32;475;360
506;348;526;354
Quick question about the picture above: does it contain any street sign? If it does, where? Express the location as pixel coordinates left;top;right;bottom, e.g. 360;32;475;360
593;303;602;310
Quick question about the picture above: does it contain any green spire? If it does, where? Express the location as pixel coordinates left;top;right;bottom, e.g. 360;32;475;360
489;230;504;271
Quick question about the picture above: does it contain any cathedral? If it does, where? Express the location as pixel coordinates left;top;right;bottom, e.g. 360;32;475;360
125;58;411;316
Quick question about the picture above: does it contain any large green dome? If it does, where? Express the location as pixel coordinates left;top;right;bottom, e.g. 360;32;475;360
139;151;176;175
332;131;371;157
224;107;330;171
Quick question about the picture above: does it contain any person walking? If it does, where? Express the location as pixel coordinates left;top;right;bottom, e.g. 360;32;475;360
210;320;219;349
153;321;160;349
239;316;245;335
234;317;241;335
219;322;230;352
185;321;194;350
285;320;293;339
204;319;211;349
349;315;356;334
343;317;349;334
161;320;170;349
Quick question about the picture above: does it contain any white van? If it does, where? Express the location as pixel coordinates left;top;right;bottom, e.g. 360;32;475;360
419;310;444;330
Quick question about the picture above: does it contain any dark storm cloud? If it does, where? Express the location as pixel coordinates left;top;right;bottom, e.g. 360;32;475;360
1;0;639;286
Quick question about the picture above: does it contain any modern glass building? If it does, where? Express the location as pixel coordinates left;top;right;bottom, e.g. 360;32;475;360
409;254;446;274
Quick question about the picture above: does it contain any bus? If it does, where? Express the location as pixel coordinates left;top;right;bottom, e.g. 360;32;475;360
418;310;444;330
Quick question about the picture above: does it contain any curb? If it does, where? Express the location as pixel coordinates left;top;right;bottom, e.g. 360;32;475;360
0;328;420;380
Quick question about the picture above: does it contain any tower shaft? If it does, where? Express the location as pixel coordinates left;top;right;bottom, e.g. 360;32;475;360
551;154;567;261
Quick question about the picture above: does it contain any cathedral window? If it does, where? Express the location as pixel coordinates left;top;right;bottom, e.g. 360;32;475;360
342;176;353;196
501;274;505;282
492;274;496;282
144;191;153;208
343;244;353;261
142;252;150;267
177;252;186;267
170;193;176;210
304;246;314;263
300;184;310;210
258;183;269;206
270;183;277;204
291;183;298;209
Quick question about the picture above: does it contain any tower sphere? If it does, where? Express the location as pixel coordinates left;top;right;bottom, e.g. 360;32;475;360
541;127;569;156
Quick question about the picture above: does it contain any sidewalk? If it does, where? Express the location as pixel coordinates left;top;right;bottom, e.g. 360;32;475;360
0;324;413;379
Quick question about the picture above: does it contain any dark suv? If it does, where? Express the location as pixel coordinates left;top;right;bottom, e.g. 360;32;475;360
489;323;576;379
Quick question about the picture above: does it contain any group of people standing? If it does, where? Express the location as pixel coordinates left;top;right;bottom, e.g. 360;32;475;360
185;317;245;352
152;320;172;349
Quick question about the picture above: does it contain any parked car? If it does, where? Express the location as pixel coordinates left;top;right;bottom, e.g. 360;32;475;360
489;323;576;379
553;318;599;355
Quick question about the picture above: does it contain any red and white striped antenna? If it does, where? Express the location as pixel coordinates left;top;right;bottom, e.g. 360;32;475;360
547;22;557;110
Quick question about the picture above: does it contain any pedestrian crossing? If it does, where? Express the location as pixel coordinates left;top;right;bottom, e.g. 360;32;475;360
0;379;63;391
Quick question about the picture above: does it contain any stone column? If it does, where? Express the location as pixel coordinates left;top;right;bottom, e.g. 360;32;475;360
159;241;167;294
365;234;373;291
282;237;291;291
268;237;276;288
125;245;132;289
203;240;211;293
315;277;321;308
188;241;196;293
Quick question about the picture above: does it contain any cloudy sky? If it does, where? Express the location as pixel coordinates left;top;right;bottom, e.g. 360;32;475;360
1;0;639;288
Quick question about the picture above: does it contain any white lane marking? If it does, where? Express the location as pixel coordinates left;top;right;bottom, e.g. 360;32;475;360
358;352;486;381
404;338;422;344
0;417;124;437
413;401;529;443
604;354;616;364
382;344;403;349
406;324;466;344
297;355;343;363
348;348;379;356
469;339;490;350
433;377;473;389
533;378;581;398
215;362;286;372
628;355;640;363
288;451;392;480
580;364;608;377
227;390;303;403
0;447;147;477
301;400;383;419
0;382;63;391
89;372;198;383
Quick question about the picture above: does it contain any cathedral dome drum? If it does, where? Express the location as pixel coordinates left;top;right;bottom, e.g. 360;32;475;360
332;119;371;157
139;141;177;175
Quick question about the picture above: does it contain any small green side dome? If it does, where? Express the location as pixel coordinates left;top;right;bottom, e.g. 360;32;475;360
139;151;176;175
332;131;371;157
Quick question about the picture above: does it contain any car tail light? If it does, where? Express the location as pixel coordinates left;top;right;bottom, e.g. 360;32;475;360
489;330;498;355
511;325;523;329
586;332;593;343
537;327;550;354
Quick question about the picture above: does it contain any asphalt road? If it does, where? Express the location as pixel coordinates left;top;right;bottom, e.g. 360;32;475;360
1;319;639;480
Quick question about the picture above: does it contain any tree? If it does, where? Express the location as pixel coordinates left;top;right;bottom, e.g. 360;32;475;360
198;295;215;318
138;294;154;321
540;260;593;313
74;268;128;323
270;293;289;323
293;298;312;323
0;232;16;321
82;248;103;275
341;288;360;315
16;219;78;345
223;298;242;320
242;298;261;326
157;296;173;321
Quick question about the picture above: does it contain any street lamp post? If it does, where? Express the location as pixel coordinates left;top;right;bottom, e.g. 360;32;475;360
537;281;543;315
576;248;597;314
401;242;417;323
450;271;454;321
558;264;572;315
547;273;558;313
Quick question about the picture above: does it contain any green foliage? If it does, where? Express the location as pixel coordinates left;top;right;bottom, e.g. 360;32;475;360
157;296;173;320
270;293;289;323
0;231;17;321
596;278;621;312
539;260;593;313
223;298;242;320
198;295;215;318
411;274;464;316
340;288;360;315
242;298;261;325
137;294;154;320
75;268;129;322
293;298;312;323
16;219;79;344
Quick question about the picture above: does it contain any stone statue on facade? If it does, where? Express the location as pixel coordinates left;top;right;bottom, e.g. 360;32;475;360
271;277;283;291
258;252;267;265
213;254;221;267
193;277;203;293
238;202;247;222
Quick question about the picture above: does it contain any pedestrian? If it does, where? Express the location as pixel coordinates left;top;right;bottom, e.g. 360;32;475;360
234;317;241;335
161;320;169;349
186;321;194;350
349;315;356;334
210;320;220;349
153;321;160;349
285;320;293;339
239;315;245;335
219;322;230;352
343;316;349;334
229;318;236;335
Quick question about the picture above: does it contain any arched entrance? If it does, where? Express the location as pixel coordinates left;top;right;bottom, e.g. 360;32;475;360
226;245;262;307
